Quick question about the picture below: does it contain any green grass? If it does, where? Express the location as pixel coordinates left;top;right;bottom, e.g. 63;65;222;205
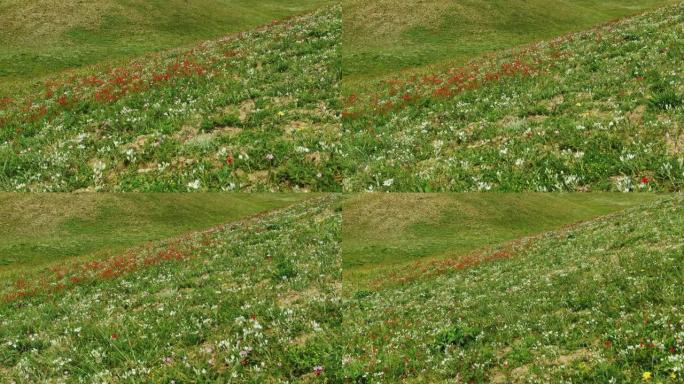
0;5;341;192
1;193;682;382
0;195;341;383
341;3;684;192
0;0;331;94
0;193;311;271
339;194;684;382
343;193;664;290
343;0;676;84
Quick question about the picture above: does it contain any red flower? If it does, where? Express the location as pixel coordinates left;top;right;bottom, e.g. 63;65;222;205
641;177;649;184
226;155;234;166
313;365;324;376
111;333;118;340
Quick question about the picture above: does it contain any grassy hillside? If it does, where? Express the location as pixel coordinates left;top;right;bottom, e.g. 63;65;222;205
341;3;684;192
0;193;311;271
0;5;340;192
0;196;341;383
0;0;330;92
343;193;663;290
339;195;684;383
343;0;676;82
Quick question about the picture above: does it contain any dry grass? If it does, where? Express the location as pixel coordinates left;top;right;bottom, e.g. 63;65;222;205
343;0;453;45
0;0;121;46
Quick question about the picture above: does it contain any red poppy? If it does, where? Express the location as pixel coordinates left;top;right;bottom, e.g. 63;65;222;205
226;155;234;166
641;177;649;184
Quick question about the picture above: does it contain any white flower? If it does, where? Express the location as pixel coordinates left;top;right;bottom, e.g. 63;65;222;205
187;180;201;190
92;160;106;173
382;178;394;187
619;153;636;162
614;176;633;193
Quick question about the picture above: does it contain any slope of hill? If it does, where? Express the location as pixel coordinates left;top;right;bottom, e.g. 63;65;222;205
343;0;676;82
0;5;341;192
0;0;331;92
0;193;312;270
342;193;662;290
339;195;684;383
341;3;684;192
0;195;341;383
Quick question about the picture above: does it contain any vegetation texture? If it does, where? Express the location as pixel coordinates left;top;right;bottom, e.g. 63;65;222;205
341;3;684;192
0;0;330;92
342;193;662;290
0;6;340;192
339;195;684;383
0;196;341;383
342;0;675;82
0;193;310;271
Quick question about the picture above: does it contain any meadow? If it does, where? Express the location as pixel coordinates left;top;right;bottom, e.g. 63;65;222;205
1;1;683;382
0;5;340;192
342;0;676;83
0;0;331;94
0;195;341;383
0;193;311;271
341;2;684;192
342;193;662;291
3;2;683;193
339;194;684;383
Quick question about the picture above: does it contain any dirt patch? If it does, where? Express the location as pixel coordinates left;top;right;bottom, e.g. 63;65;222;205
278;287;321;308
223;99;255;123
284;120;309;135
665;123;683;155
626;105;646;125
270;95;295;107
238;99;255;122
551;348;596;365
125;134;153;151
214;126;243;137
173;125;199;142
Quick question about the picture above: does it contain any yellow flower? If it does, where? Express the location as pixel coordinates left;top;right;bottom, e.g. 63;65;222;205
277;111;285;117
642;371;652;381
670;372;676;380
